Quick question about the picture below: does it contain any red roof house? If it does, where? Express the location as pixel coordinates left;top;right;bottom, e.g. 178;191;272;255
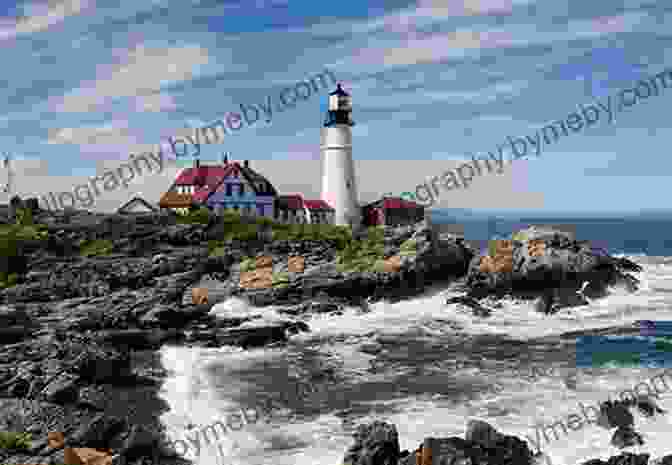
303;199;335;224
361;196;424;227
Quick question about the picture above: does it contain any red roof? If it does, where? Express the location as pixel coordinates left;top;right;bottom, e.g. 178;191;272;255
174;163;242;185
304;200;333;210
174;163;242;203
364;197;423;209
383;198;421;209
277;195;304;210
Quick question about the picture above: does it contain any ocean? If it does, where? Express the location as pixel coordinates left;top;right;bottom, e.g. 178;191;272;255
157;212;672;465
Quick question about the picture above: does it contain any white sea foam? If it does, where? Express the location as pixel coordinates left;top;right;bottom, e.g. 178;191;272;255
158;257;672;465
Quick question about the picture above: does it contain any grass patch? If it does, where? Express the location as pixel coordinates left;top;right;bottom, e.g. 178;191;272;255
176;207;211;225
79;239;114;257
272;271;290;288
0;272;18;289
239;257;256;272
335;227;385;272
0;431;31;451
399;238;417;256
205;210;354;247
511;230;529;242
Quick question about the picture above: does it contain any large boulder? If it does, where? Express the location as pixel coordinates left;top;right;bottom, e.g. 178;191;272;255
342;421;400;465
464;226;642;308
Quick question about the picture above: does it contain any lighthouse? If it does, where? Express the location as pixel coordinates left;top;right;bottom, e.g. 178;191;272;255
320;83;361;229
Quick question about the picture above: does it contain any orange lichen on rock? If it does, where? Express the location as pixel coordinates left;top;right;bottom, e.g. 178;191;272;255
192;287;208;305
383;255;402;273
287;255;305;273
239;268;273;289
48;431;65;449
480;239;514;273
528;239;546;257
255;255;273;268
64;447;113;465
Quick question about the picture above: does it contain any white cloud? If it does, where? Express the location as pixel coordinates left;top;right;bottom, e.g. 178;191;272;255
52;44;210;113
0;0;92;41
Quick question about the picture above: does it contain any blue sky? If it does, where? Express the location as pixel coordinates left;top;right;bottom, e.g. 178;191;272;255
0;0;669;213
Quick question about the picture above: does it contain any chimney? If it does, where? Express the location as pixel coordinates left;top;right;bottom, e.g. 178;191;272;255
244;160;249;169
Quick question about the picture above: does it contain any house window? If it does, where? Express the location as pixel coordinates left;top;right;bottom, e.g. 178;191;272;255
226;184;232;196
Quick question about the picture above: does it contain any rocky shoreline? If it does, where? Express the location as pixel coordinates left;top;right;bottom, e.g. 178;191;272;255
0;208;655;465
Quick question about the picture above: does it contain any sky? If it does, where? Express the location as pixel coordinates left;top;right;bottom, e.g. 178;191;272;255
0;0;669;213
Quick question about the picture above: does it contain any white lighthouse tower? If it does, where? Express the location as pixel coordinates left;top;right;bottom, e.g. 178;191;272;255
320;83;361;229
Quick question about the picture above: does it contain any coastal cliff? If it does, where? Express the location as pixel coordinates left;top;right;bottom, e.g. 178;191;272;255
0;207;652;465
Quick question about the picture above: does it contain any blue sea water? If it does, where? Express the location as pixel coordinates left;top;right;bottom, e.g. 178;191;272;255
428;209;672;257
576;335;672;368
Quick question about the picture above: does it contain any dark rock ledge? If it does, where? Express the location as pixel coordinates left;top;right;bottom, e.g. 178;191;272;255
0;209;648;465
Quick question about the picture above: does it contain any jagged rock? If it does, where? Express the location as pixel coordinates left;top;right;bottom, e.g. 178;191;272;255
138;304;196;328
342;420;400;465
214;321;309;348
465;226;642;311
611;426;644;448
597;400;635;429
465;419;502;447
93;329;180;349
71;344;132;383
632;394;666;416
69;413;126;450
77;385;113;411
446;295;492;317
40;372;79;404
534;290;555;315
120;425;160;460
358;421;536;465
0;305;30;325
654;454;672;465
580;452;650;465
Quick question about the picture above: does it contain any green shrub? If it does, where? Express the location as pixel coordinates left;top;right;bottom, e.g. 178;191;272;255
0;272;18;289
79;239;113;257
488;240;498;257
335;227;385;272
511;230;528;242
209;245;227;257
176;207;211;225
272;271;290;287
399;238;417;253
14;208;33;226
0;431;31;450
239;257;256;272
0;224;48;278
